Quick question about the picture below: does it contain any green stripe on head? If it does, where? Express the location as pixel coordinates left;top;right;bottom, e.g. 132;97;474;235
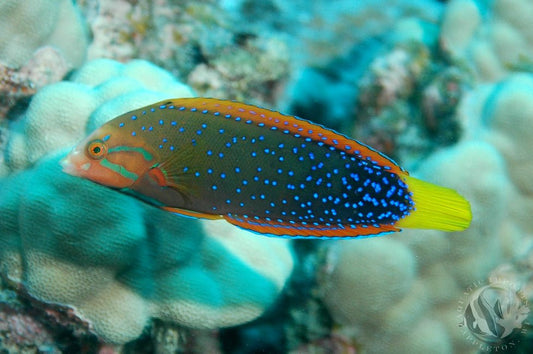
100;158;139;181
108;146;154;161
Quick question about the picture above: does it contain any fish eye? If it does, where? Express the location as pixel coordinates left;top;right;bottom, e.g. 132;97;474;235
87;139;107;160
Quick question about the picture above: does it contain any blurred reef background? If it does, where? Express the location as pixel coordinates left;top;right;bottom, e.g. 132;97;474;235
1;0;533;353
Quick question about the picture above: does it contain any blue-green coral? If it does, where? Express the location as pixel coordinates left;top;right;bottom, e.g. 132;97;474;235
0;59;294;344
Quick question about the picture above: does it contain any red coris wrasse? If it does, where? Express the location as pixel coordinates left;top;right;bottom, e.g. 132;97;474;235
62;98;472;238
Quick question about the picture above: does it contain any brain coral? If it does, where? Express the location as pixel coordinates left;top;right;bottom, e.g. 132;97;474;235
0;0;88;68
0;59;294;344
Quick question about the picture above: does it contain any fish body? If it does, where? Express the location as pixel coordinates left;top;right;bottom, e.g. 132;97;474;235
62;98;472;238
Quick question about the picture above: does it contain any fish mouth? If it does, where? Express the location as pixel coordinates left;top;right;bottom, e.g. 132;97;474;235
60;149;88;176
60;155;78;176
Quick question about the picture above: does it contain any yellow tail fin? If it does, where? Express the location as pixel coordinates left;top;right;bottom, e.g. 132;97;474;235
396;175;472;232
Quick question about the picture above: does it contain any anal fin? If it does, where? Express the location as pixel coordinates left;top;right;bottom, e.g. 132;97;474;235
223;215;399;239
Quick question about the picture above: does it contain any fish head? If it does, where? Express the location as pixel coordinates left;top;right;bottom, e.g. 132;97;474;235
62;124;157;188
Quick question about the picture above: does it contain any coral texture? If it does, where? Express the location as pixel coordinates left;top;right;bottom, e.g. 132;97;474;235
80;0;291;106
317;2;533;352
0;0;88;69
320;140;511;353
2;0;533;352
441;0;533;82
0;59;294;344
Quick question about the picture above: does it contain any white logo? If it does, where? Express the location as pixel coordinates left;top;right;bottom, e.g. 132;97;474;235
457;278;530;352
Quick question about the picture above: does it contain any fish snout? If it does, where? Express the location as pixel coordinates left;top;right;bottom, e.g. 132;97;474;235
61;148;91;177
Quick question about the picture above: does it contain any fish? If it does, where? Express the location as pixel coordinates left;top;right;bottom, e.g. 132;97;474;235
61;98;472;238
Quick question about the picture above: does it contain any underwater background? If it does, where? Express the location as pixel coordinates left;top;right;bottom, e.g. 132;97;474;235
0;0;532;353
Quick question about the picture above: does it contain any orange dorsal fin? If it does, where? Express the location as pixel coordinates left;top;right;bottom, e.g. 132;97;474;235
157;98;404;174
